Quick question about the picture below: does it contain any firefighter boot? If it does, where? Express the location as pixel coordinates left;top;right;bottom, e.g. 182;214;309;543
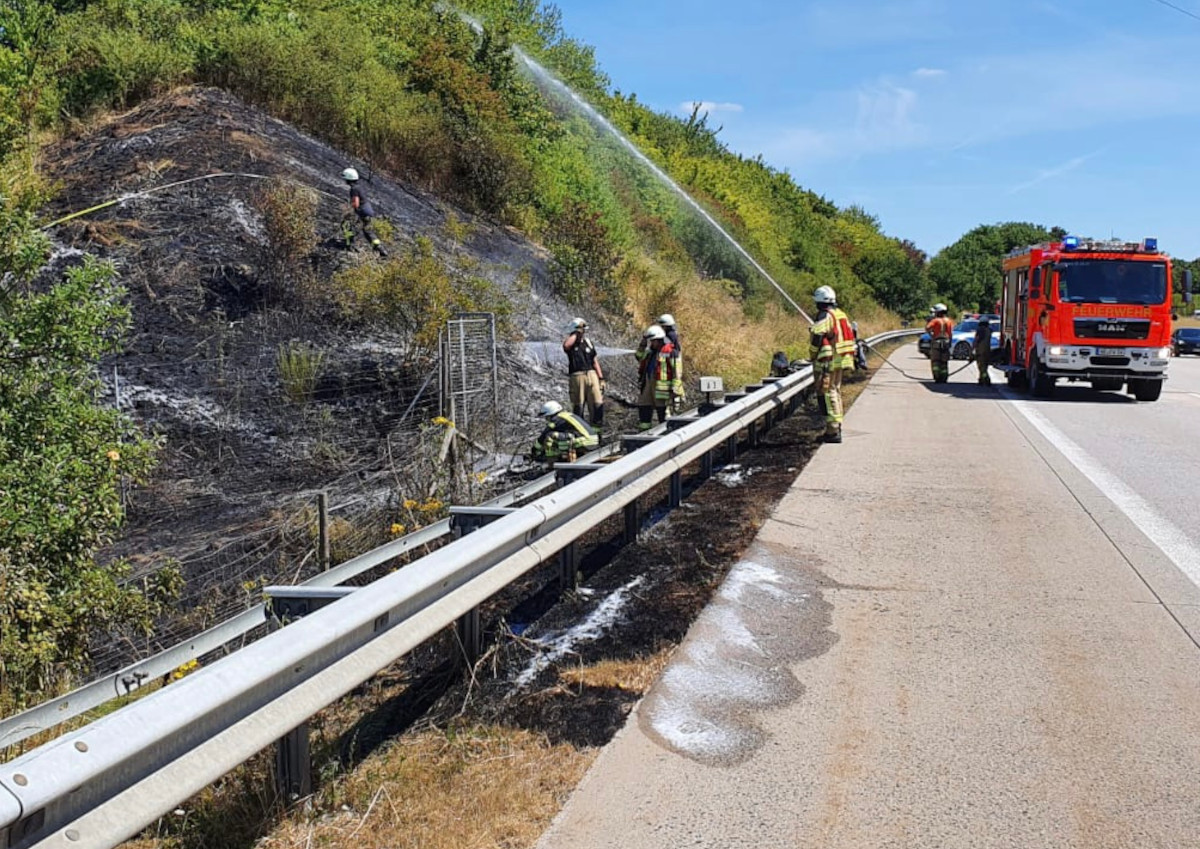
824;428;843;444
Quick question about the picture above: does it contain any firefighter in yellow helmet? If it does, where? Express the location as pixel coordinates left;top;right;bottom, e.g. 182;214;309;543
808;286;857;443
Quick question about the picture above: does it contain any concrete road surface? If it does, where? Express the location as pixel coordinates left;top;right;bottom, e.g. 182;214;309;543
538;345;1200;849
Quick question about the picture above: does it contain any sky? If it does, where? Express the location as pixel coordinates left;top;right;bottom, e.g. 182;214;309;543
550;0;1200;260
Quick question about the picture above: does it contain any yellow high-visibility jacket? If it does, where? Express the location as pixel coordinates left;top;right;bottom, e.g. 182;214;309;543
809;307;856;370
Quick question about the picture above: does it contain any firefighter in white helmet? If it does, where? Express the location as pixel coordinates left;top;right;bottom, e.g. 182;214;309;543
808;285;857;443
340;167;387;257
531;400;599;462
926;303;954;383
562;317;605;427
656;313;685;410
635;324;682;430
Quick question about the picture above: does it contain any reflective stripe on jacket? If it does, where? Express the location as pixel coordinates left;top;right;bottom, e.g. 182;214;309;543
926;316;954;339
809;307;856;369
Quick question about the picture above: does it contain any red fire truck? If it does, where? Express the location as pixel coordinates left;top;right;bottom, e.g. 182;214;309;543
998;237;1173;401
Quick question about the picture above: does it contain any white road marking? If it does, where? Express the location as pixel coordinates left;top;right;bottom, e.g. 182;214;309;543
1003;394;1200;587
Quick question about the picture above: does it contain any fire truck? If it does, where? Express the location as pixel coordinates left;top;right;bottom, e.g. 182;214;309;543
998;236;1173;401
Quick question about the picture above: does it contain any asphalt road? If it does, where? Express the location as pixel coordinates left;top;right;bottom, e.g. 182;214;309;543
998;352;1200;591
538;344;1200;849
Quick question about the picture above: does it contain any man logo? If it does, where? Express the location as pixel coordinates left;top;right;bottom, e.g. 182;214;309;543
1099;323;1126;334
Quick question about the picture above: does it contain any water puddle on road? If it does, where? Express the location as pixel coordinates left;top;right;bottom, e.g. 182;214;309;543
638;541;837;766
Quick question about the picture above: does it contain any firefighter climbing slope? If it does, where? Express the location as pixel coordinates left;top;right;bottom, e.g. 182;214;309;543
926;303;953;383
341;167;388;257
808;286;856;443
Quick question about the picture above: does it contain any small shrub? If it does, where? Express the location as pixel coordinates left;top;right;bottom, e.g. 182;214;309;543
276;341;325;404
333;237;512;358
252;177;318;300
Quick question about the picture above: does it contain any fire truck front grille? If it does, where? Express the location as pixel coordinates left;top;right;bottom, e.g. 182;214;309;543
1091;356;1131;367
1074;318;1151;340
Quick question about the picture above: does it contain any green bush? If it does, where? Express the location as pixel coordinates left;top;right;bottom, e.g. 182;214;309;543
333;237;512;357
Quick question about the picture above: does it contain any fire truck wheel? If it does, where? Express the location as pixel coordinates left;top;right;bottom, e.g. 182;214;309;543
1028;356;1054;398
1129;378;1162;402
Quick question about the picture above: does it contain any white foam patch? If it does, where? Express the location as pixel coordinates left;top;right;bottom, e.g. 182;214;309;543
117;382;274;442
718;559;788;604
514;575;645;688
226;199;264;241
645;556;808;761
714;464;757;487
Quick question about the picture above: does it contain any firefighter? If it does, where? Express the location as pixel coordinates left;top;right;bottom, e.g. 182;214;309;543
808;285;857;443
973;317;993;385
563;317;605;427
657;313;685;411
531;401;599;462
341;167;387;257
926;303;954;383
635;325;681;430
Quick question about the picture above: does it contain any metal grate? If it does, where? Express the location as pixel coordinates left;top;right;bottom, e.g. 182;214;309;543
441;312;499;447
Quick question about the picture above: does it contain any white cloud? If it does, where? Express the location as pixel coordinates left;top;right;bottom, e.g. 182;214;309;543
912;67;947;78
680;101;744;116
1006;150;1103;195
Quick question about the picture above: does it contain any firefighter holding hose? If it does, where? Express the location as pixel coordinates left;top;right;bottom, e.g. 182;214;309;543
808;286;857;444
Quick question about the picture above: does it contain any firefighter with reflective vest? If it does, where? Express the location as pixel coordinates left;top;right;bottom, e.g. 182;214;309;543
563;317;605;427
808;286;857;444
657;313;685;410
635;325;682;430
531;401;599;462
926;303;954;383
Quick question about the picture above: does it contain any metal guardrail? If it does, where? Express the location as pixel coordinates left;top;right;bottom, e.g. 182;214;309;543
0;451;609;750
0;331;918;849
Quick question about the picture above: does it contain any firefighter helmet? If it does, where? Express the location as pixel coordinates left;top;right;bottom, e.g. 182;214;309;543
643;325;666;341
341;167;359;182
569;317;587;331
539;401;563;418
813;285;837;306
933;303;948;314
657;313;676;328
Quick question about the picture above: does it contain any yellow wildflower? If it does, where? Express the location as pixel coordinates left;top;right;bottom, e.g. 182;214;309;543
431;416;454;428
106;449;121;462
390;523;407;536
402;498;419;511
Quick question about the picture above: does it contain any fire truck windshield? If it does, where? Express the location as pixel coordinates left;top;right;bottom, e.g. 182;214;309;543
1056;260;1167;305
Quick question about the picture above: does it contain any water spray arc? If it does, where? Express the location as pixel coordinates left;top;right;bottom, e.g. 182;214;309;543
460;13;812;323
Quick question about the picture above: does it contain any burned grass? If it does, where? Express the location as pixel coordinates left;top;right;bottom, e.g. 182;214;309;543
125;362;887;849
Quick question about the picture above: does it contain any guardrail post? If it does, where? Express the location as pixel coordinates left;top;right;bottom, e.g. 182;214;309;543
456;609;483;667
725;434;738;462
669;471;683;507
559;542;579;590
701;450;714;480
275;721;312;800
748;420;760;447
624;501;639;544
317;491;330;571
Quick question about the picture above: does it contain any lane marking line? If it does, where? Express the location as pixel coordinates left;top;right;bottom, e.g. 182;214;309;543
1002;392;1200;587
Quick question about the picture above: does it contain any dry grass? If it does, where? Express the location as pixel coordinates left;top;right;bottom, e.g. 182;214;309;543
622;254;901;386
558;648;673;692
259;726;593;849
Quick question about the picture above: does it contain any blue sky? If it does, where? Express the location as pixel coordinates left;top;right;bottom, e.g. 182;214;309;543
551;0;1200;260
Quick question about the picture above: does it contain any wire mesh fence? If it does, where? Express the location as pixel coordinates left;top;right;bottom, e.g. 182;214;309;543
86;315;499;682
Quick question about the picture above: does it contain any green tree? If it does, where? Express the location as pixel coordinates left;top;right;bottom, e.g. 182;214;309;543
927;222;1056;312
0;164;174;708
